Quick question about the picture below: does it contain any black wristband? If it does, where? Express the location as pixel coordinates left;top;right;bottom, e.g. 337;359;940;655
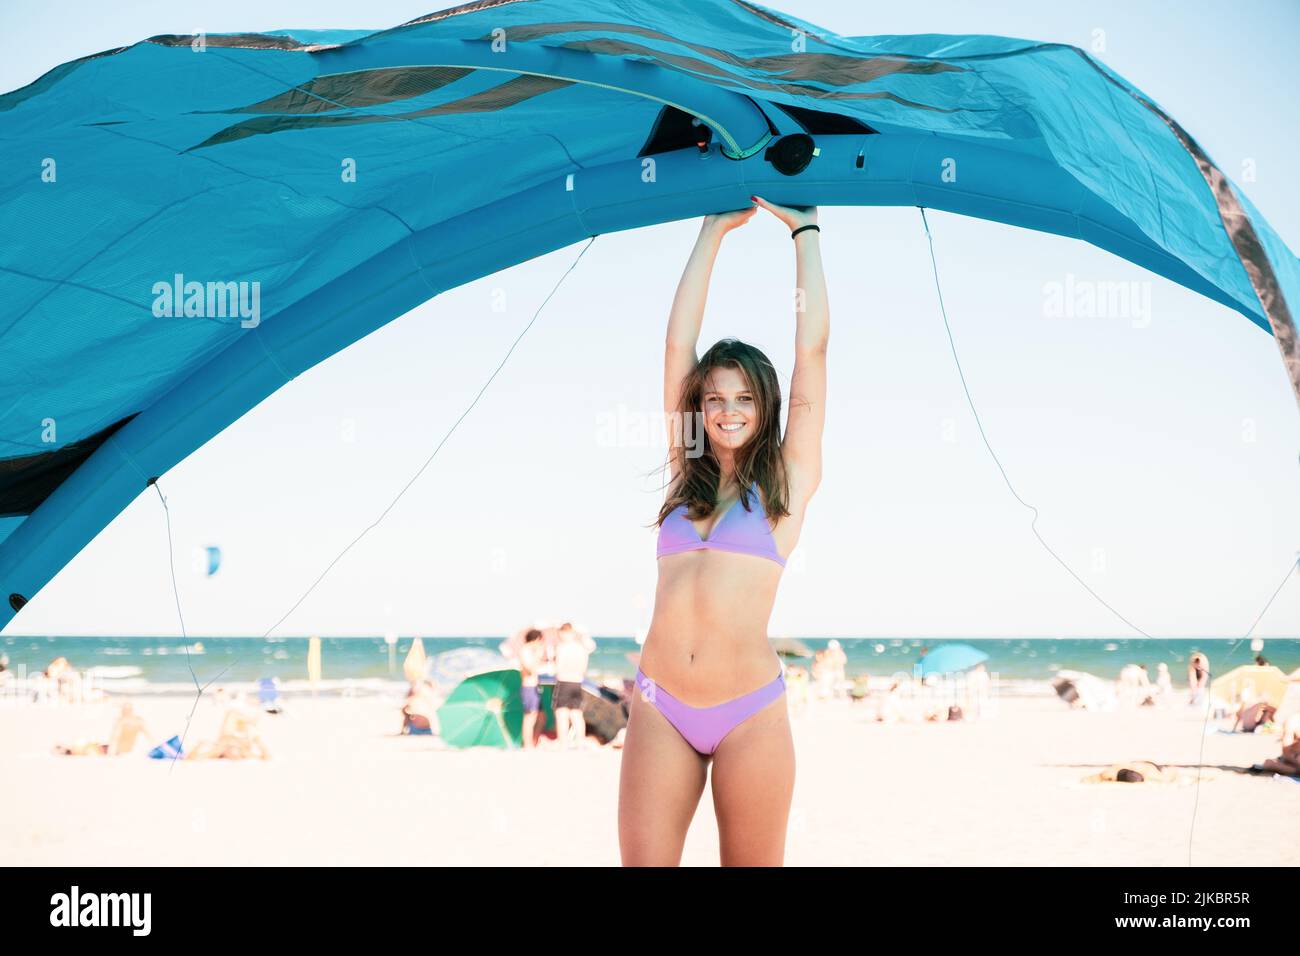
791;224;820;239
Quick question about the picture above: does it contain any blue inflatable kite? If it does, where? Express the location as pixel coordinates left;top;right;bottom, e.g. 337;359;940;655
1;0;1296;628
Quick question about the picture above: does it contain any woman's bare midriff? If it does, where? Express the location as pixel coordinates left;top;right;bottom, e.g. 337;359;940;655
640;550;786;707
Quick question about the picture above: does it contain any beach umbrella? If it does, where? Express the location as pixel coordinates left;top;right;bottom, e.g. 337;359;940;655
771;637;814;659
147;735;184;760
307;636;321;694
437;669;544;749
384;632;398;674
917;643;988;677
1211;664;1288;708
1276;677;1300;725
402;637;427;684
426;647;512;695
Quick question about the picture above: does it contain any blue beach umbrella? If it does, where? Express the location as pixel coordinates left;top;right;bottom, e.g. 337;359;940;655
918;644;989;677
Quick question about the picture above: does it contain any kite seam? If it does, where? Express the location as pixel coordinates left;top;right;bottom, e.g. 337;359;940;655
403;233;443;300
252;328;296;383
565;173;594;237
105;435;150;485
905;136;924;207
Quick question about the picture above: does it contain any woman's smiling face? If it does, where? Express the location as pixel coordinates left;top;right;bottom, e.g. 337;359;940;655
701;365;757;450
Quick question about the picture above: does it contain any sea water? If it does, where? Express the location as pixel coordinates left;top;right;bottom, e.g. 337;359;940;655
2;635;1295;698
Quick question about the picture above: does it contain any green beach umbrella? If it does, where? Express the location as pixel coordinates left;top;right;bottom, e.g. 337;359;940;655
437;669;554;750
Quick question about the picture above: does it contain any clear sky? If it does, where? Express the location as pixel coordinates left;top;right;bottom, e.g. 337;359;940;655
3;0;1297;638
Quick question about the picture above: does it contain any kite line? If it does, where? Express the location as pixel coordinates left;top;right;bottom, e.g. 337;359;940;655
152;236;598;758
919;206;1297;865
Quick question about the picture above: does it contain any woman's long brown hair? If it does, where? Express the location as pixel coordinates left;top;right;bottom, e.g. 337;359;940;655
647;338;790;530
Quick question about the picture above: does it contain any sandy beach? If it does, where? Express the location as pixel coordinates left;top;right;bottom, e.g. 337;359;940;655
4;690;1295;866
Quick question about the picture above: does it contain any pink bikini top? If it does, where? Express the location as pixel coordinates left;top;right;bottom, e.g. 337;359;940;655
656;481;786;568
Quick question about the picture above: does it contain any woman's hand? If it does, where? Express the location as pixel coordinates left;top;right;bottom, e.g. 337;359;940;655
702;205;758;235
751;195;817;231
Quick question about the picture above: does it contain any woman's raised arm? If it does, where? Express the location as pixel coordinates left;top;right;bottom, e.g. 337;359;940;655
752;196;828;504
664;209;756;474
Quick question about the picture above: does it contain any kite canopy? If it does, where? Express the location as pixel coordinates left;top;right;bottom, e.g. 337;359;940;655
0;0;1296;629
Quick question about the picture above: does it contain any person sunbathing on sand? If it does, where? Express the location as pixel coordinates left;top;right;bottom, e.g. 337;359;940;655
1082;760;1183;784
1253;713;1300;777
1232;698;1277;734
1255;741;1300;777
187;734;270;760
53;701;153;756
186;694;270;760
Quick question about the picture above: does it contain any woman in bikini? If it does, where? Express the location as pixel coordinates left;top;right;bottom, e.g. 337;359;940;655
618;195;828;866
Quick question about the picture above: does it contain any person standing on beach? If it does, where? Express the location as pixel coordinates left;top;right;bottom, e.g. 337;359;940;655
1154;662;1173;700
553;623;594;750
43;655;86;704
619;197;827;866
966;662;991;720
809;642;844;700
811;649;834;701
1117;663;1155;707
518;629;548;748
1188;653;1210;705
400;681;438;735
787;666;811;716
826;640;847;697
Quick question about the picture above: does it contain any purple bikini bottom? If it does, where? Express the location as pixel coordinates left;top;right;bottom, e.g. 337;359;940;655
634;665;786;756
